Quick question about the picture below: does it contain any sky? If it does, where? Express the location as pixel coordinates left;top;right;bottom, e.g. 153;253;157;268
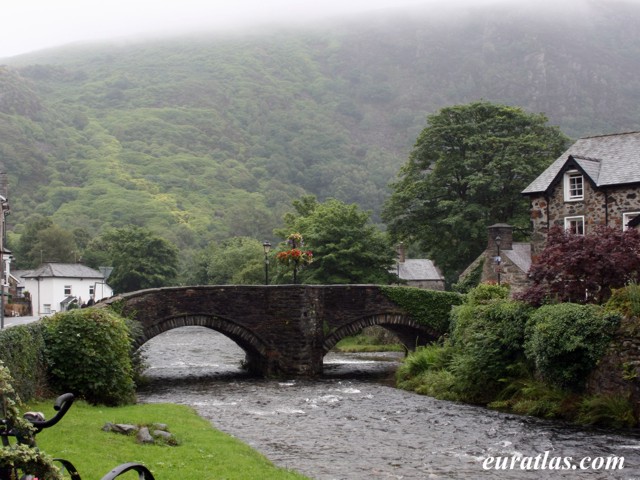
0;0;474;59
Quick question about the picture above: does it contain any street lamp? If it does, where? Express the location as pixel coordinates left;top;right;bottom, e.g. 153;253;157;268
0;195;8;330
262;241;271;285
494;235;502;286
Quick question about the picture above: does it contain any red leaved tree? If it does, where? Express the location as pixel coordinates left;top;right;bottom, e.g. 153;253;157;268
518;226;640;305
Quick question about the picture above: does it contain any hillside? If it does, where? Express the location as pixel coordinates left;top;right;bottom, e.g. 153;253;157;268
2;0;640;256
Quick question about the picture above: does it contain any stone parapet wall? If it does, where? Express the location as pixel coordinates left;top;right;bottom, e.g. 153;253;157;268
587;316;640;416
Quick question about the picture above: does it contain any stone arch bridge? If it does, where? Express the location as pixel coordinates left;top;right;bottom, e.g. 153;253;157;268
102;285;445;376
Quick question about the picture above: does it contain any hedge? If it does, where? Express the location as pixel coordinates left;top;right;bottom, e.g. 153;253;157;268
0;322;49;401
380;286;464;334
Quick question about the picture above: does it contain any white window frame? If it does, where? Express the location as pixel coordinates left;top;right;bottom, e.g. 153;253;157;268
64;285;72;296
564;215;585;235
563;170;584;201
623;212;640;231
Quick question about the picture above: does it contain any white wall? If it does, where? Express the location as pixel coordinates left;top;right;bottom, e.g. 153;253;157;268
24;277;113;315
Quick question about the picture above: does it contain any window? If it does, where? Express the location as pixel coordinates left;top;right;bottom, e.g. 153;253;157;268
43;304;51;314
565;216;585;235
564;170;584;201
64;285;72;295
89;285;95;296
623;212;640;231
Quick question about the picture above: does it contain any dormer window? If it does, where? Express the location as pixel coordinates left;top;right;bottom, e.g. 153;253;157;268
564;170;584;201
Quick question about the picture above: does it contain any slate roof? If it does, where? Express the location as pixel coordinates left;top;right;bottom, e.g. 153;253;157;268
523;131;640;194
394;259;444;281
503;243;532;274
21;263;106;279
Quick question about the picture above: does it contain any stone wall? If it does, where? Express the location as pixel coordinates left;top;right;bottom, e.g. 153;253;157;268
587;316;640;416
528;183;640;257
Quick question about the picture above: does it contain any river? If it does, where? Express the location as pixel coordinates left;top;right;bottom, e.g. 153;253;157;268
136;327;640;479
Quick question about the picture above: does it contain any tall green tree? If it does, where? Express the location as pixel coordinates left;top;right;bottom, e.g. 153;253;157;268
96;226;178;294
14;216;81;268
383;101;568;282
188;237;266;285
278;196;395;284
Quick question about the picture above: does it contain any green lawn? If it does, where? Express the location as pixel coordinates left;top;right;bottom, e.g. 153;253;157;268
333;335;404;353
28;400;309;480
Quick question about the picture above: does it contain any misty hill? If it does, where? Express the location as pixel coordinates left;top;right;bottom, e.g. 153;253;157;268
2;0;640;256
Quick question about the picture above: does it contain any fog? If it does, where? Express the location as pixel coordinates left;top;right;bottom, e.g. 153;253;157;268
1;0;637;59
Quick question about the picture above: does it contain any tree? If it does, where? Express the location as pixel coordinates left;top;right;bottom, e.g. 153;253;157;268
383;101;569;283
14;216;82;268
277;196;395;284
188;237;266;285
97;226;178;294
518;226;640;305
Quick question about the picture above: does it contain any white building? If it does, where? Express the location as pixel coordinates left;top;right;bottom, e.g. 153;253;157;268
21;263;113;315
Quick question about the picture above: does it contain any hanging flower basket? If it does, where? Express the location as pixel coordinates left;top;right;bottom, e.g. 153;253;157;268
275;233;314;282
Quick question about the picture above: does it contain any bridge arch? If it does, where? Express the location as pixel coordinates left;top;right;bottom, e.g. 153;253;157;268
322;312;441;354
132;314;271;375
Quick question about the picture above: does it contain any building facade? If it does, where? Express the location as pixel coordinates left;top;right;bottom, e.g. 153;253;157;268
523;131;640;259
21;263;113;315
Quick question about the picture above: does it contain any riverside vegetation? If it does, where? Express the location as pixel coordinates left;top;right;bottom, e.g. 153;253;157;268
397;283;640;429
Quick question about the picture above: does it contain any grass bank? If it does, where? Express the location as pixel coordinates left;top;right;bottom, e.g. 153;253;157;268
333;327;404;353
28;400;309;480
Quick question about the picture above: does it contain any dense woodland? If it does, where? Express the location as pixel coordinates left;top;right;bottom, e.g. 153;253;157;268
2;0;640;277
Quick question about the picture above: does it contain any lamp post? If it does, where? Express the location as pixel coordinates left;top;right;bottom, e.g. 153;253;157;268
262;241;271;285
0;195;8;329
494;235;502;286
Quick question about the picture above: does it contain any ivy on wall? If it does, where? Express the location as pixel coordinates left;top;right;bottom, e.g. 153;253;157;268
380;286;464;334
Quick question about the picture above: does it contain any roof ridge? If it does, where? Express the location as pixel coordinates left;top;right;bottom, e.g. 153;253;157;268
580;131;640;140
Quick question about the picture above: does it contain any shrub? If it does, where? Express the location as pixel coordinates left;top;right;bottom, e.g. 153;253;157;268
0;322;49;401
605;282;640;318
396;343;457;399
0;362;63;480
396;343;454;381
524;303;620;390
43;308;136;406
519;226;640;306
447;294;533;403
465;282;510;305
577;394;637;429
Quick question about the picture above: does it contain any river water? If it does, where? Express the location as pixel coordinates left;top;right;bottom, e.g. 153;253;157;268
137;327;640;479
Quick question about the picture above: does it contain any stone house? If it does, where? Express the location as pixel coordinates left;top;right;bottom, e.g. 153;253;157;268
522;131;640;259
461;131;640;293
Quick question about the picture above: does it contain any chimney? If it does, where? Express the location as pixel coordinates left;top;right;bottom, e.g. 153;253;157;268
0;173;7;199
487;224;513;251
397;242;406;263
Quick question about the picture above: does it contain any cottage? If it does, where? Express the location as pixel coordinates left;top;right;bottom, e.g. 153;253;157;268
523;131;640;258
391;243;445;290
20;263;113;315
